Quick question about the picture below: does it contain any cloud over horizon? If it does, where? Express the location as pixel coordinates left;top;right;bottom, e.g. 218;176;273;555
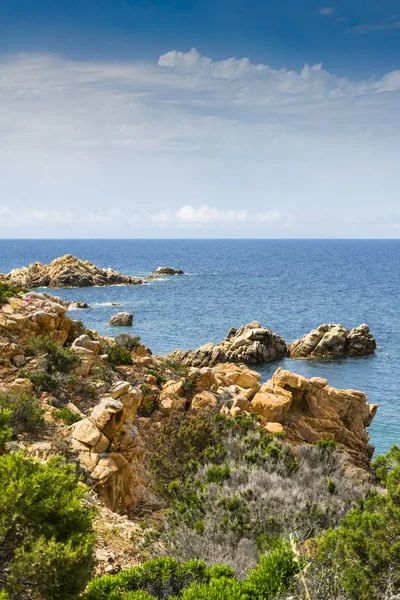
0;49;400;238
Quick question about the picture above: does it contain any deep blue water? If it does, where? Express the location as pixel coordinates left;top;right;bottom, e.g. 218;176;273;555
0;239;399;456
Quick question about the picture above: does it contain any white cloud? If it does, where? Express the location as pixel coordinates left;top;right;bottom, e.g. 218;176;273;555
176;205;247;224
0;50;399;237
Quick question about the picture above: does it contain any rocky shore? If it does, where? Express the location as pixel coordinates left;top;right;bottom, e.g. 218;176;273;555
0;290;378;506
0;254;145;288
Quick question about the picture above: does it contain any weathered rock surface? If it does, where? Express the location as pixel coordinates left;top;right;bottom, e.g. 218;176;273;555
71;380;144;512
2;254;144;288
245;368;377;469
108;312;133;327
0;293;78;370
288;323;376;359
152;266;184;275
167;321;287;367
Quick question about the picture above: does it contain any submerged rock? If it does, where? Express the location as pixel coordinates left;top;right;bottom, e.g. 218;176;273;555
2;254;144;288
108;312;133;327
152;266;184;275
167;321;287;367
288;323;376;359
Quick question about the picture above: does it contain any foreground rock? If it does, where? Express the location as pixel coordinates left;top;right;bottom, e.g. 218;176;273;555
167;321;287;367
71;382;144;511
229;367;377;471
1;254;144;288
288;323;376;359
0;293;78;371
152;266;184;275
108;312;133;327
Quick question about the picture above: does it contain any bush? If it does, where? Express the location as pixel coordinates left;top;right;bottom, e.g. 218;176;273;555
148;412;225;496
0;392;44;434
114;334;141;352
0;453;95;599
145;369;165;386
162;436;366;574
107;344;133;367
245;539;298;599
311;463;400;600
0;408;13;452
0;283;23;305
24;370;58;393
87;545;298;600
179;577;247;599
160;360;188;378
84;557;217;600
28;336;80;374
53;406;81;425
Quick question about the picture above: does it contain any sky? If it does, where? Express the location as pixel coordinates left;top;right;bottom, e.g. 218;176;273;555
0;0;400;238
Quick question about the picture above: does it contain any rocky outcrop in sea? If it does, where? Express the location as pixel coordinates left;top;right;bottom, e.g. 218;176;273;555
166;321;288;366
0;254;144;288
152;266;184;275
108;312;134;326
288;323;376;359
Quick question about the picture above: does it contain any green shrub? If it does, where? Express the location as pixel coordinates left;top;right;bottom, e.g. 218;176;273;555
179;577;248;599
84;557;214;600
160;360;188;378
245;540;298;599
372;444;400;485
53;406;81;425
27;336;80;374
115;334;141;351
148;411;225;496
313;463;400;600
0;453;95;599
316;439;337;451
120;593;156;600
145;369;165;386
138;401;156;418
0;392;45;434
107;344;133;367
0;408;13;452
0;283;23;305
25;369;58;392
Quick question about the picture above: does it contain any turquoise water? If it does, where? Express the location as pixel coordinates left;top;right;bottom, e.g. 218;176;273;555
0;239;399;456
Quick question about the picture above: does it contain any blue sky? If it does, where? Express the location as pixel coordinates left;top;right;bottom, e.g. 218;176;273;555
0;0;400;237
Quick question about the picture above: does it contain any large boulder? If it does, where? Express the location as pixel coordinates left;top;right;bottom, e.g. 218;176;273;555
248;367;378;470
108;312;133;327
2;254;144;288
152;266;184;275
288;323;376;359
166;321;287;367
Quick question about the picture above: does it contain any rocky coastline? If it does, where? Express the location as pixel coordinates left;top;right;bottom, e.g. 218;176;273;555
0;289;378;497
0;275;385;592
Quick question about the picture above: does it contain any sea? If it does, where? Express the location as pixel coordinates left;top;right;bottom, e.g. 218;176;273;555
0;239;399;456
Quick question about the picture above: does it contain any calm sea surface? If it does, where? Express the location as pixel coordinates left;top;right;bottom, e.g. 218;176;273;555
0;239;399;456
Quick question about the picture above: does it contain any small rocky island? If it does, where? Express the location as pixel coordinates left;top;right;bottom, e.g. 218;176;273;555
289;323;376;358
0;254;145;288
152;266;184;275
167;321;287;366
